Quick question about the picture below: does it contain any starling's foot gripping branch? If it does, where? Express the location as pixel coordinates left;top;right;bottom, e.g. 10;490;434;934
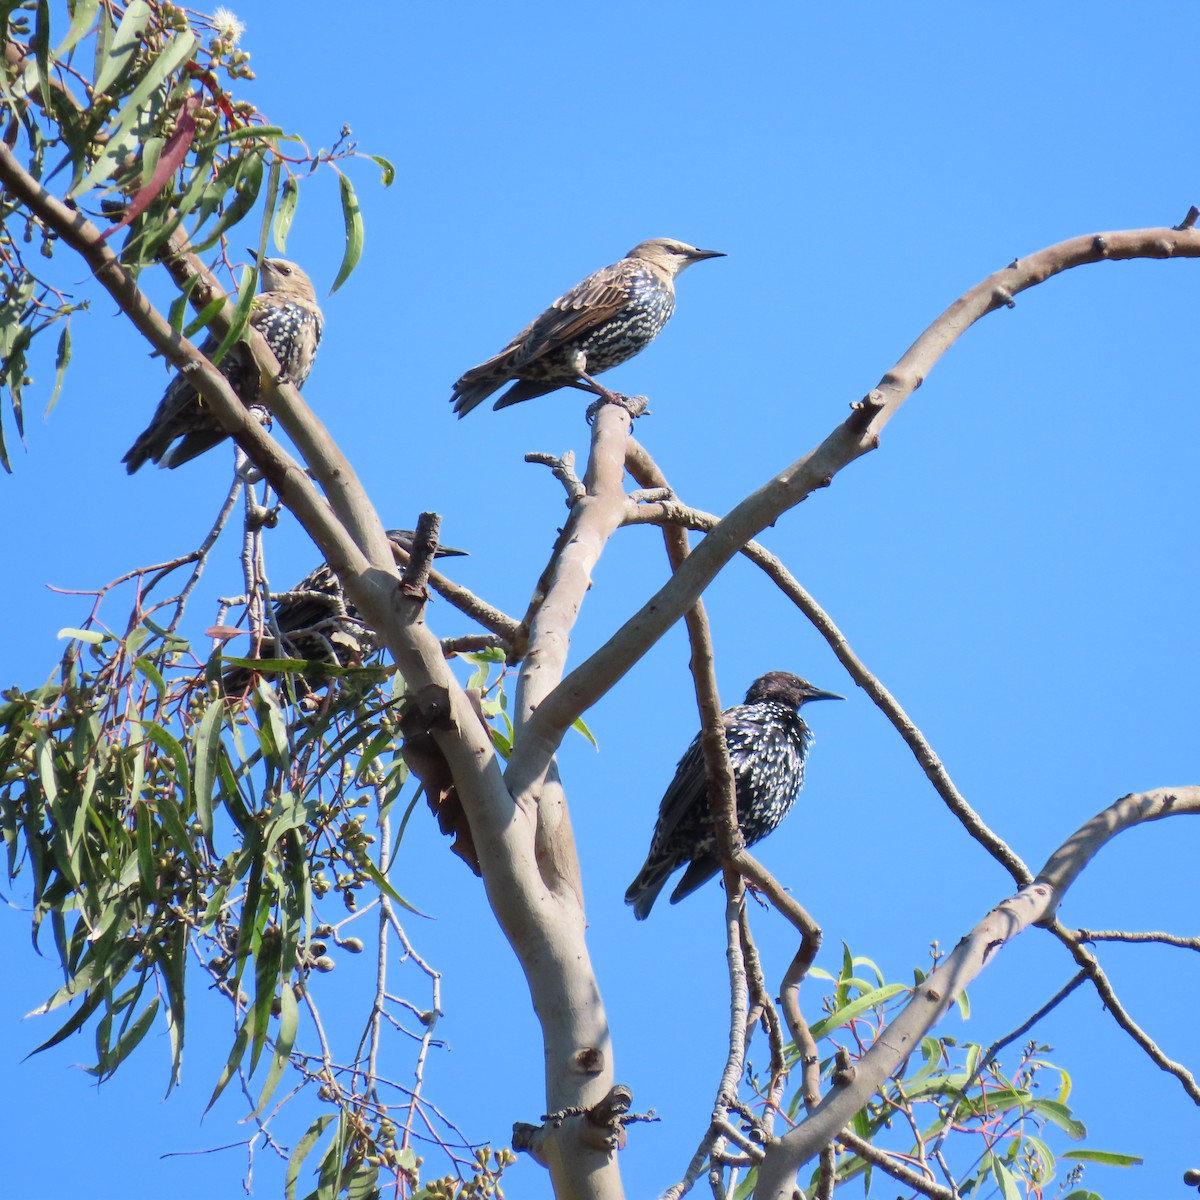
585;392;649;425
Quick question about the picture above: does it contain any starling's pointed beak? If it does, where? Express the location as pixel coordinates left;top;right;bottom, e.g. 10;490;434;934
246;248;261;264
804;688;844;703
689;248;726;262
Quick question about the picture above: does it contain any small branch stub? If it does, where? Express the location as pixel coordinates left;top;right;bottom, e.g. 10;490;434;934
400;511;442;599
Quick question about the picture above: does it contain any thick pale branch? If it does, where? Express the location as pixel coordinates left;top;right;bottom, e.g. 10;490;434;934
506;403;637;797
1035;787;1200;902
753;786;1200;1198
519;221;1200;789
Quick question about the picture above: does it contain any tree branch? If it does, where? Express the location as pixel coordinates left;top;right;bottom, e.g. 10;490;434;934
752;785;1200;1198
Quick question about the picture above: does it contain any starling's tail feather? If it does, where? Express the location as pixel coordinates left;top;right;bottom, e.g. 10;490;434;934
122;426;172;474
669;855;721;907
163;429;230;469
491;379;559;411
450;376;504;417
625;859;676;921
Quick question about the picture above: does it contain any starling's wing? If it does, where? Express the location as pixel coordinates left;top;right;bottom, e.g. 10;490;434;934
508;259;639;371
664;717;769;906
450;259;640;416
648;731;709;848
648;708;756;847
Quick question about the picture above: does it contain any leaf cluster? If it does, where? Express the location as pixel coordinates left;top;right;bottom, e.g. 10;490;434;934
0;0;390;469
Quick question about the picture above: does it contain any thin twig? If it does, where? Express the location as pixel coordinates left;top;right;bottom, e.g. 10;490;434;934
1076;929;1200;951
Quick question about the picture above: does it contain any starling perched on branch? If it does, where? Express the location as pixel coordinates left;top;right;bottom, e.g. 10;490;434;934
450;238;724;417
222;530;466;696
123;256;324;472
625;672;842;920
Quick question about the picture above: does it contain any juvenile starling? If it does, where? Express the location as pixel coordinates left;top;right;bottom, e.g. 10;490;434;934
222;530;466;696
625;672;842;920
123;256;324;472
450;238;724;417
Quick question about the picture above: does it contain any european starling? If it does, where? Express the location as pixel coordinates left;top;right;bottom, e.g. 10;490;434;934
223;530;466;696
123;256;324;472
450;238;724;416
625;672;842;920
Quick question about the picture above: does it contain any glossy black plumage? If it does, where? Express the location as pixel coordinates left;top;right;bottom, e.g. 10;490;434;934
626;672;842;920
222;530;466;696
123;257;323;472
450;238;724;416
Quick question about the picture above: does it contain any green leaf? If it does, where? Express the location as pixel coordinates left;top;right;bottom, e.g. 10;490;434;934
32;0;52;115
990;1158;1021;1200
286;1115;336;1200
955;984;970;1020
45;321;71;415
1031;1098;1086;1139
344;1162;380;1200
1024;1133;1056;1179
1061;1150;1143;1167
57;627;106;644
368;154;396;186
86;997;159;1078
92;0;151;95
204;262;257;371
54;0;99;57
808;982;907;1041
133;654;166;697
273;176;300;252
571;713;599;750
154;920;188;1093
206;1008;255;1112
360;855;427;917
190;148;266;253
329;168;363;293
212;124;287;146
192;698;224;846
254;976;298;1116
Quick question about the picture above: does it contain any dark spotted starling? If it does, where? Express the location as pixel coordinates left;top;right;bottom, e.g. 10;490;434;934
625;672;842;920
450;238;724;416
123;256;324;472
222;530;466;696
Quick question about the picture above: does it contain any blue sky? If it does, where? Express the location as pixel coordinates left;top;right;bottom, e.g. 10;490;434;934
2;2;1198;1198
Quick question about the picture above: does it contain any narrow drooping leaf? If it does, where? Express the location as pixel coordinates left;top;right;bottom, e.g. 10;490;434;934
253;976;297;1116
273;176;299;251
285;1115;336;1200
192;697;224;846
329;168;363;293
45;321;71;415
54;0;98;56
1061;1149;1143;1167
92;0;151;95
